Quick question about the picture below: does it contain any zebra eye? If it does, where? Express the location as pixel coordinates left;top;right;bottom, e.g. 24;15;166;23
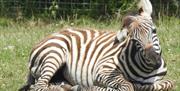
152;29;156;33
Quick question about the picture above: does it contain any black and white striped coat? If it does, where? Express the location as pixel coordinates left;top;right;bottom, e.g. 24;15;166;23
20;27;173;91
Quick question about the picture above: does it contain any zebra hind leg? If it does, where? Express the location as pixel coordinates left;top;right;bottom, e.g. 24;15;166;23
19;71;73;91
71;83;134;91
31;58;67;91
48;64;73;91
28;82;72;91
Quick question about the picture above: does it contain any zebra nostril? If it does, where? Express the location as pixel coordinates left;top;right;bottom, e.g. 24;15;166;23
155;60;162;69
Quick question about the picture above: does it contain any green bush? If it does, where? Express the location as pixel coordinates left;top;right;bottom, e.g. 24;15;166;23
0;0;179;18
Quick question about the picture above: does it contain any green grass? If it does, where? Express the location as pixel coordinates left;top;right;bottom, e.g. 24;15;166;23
157;17;180;90
0;17;179;91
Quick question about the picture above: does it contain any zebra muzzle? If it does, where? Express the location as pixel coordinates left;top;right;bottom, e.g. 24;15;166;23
145;44;162;69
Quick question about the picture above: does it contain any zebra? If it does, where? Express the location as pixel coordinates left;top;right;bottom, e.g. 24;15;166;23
19;0;174;91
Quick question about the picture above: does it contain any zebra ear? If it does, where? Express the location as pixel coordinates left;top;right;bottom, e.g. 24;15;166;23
138;0;152;18
116;28;128;43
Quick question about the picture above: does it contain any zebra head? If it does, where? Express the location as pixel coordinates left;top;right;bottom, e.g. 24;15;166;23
116;0;164;71
115;0;167;83
122;16;162;70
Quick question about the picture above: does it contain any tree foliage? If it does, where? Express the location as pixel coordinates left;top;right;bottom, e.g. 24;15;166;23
0;0;179;18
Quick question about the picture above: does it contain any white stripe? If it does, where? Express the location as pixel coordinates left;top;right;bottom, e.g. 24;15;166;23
82;38;97;86
67;28;85;44
81;31;100;86
96;33;113;45
71;36;78;83
67;29;86;84
76;30;92;85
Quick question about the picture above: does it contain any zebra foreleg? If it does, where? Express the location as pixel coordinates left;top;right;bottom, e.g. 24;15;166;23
134;79;174;91
152;80;174;91
69;74;135;91
71;85;121;91
71;84;134;91
81;73;135;91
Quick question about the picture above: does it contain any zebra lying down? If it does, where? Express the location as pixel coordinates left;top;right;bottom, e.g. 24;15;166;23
19;0;174;91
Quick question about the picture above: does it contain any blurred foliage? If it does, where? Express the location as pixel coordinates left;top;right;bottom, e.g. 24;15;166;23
0;0;179;19
151;0;180;18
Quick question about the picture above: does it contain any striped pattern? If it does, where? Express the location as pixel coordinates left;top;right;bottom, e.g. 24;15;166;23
134;80;174;91
19;27;173;91
27;28;136;91
30;28;122;86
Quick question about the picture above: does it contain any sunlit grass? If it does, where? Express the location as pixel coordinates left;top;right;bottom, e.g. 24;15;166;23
157;16;180;90
0;17;179;90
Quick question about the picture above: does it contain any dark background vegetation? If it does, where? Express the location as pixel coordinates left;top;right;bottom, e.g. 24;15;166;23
0;0;179;19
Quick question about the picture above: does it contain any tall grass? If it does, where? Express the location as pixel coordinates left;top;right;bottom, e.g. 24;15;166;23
157;16;180;90
0;16;179;90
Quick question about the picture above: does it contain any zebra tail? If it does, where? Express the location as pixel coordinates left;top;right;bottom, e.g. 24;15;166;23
19;72;35;91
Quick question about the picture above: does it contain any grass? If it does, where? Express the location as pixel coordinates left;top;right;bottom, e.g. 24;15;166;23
0;17;179;91
157;16;180;90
